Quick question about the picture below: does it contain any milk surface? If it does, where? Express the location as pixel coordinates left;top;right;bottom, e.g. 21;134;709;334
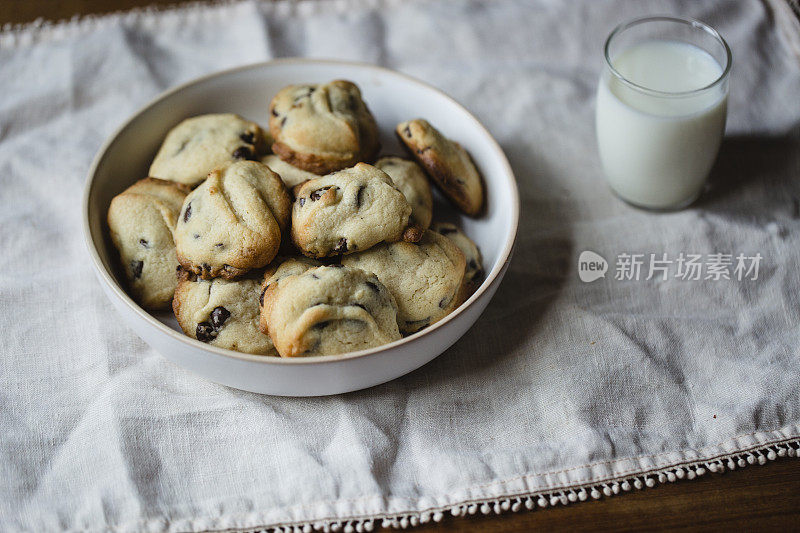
596;40;728;209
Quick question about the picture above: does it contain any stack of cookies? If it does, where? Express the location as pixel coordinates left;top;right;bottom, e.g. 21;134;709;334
107;80;486;357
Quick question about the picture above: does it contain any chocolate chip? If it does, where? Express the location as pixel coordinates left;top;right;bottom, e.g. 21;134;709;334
259;286;267;306
130;260;143;279
239;132;255;144
271;108;279;117
193;233;200;239
311;273;319;279
365;281;380;293
183;203;192;223
174;139;189;155
214;243;225;249
355;185;365;207
232;146;253;160
404;125;411;137
196;322;216;343
310;186;333;201
298;197;306;207
139;238;150;248
293;88;314;106
210;306;230;329
333;238;348;254
281;116;287;128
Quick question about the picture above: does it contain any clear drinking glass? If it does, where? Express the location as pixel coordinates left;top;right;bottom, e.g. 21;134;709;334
595;16;732;210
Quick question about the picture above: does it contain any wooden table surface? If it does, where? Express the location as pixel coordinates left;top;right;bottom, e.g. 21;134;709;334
3;1;799;531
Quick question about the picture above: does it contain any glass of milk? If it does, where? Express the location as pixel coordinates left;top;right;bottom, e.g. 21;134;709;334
596;16;731;210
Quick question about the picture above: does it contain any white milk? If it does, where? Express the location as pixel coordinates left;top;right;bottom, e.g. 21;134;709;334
596;40;727;209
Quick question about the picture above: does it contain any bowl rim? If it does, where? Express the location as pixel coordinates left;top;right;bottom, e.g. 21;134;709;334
82;58;520;365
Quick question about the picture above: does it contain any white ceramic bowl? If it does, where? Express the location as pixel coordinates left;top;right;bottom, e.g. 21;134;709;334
83;59;519;396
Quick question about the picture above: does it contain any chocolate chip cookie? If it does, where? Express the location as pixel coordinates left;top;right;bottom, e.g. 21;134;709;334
257;256;322;333
396;119;485;216
174;160;290;279
374;156;433;231
269;80;380;175
149;113;269;187
431;222;484;296
291;163;416;258
342;230;466;333
107;177;190;310
260;264;401;357
173;269;276;355
261;154;318;189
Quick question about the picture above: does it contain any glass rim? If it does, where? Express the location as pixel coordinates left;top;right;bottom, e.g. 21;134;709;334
604;15;732;98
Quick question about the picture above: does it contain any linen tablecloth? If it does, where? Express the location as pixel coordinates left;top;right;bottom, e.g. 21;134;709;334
1;0;799;531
